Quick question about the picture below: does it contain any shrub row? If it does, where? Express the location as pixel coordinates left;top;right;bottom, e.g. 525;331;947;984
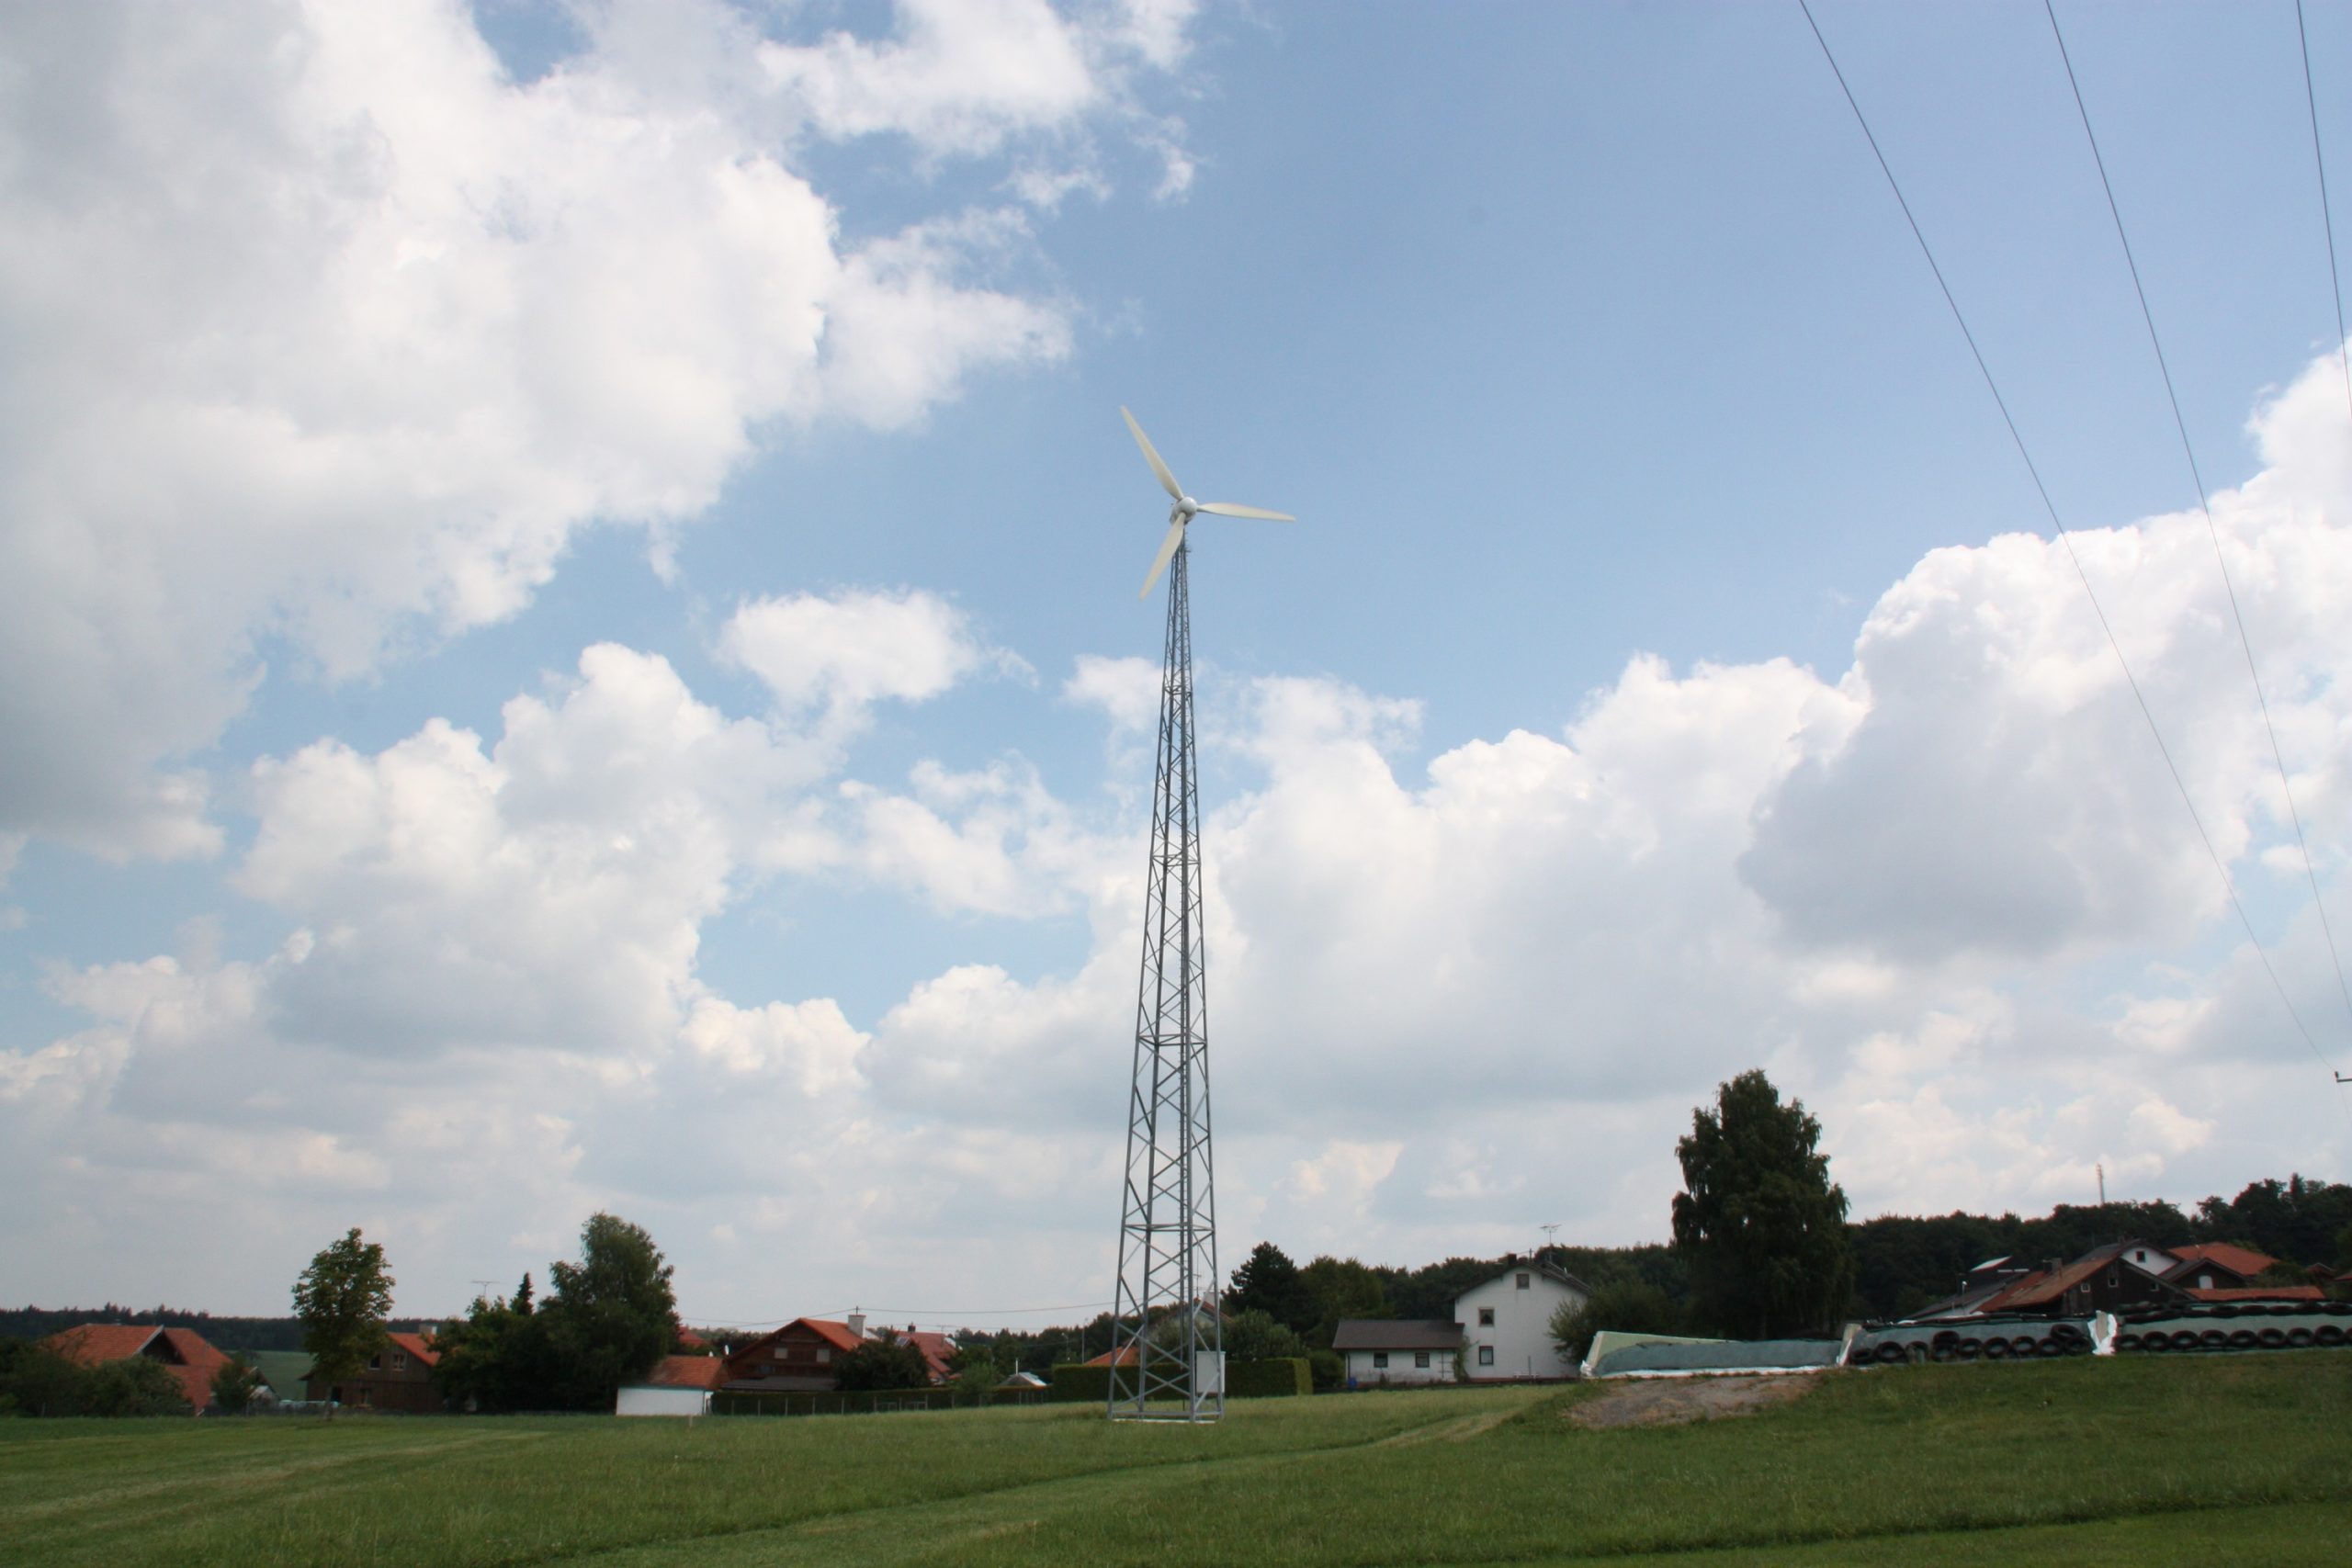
1047;1358;1308;1404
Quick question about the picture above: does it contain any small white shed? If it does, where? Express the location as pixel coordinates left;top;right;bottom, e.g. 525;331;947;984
616;1384;713;1417
1331;1319;1462;1385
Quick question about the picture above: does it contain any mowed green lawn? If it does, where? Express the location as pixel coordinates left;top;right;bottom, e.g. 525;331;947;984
3;1352;2346;1566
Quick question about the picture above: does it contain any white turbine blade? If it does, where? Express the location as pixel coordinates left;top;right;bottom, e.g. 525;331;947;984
1196;502;1295;521
1139;517;1186;600
1122;406;1183;502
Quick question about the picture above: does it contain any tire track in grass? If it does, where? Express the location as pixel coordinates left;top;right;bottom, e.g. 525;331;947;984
553;1399;1543;1567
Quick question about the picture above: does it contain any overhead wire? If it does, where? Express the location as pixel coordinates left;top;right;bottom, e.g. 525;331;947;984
1793;0;2341;1083
2298;0;2352;426
2043;0;2352;1045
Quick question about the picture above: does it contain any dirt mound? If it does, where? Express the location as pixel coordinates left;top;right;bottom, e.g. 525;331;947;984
1566;1373;1815;1429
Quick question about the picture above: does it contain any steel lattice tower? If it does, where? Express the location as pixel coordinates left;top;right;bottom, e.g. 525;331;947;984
1109;536;1223;1421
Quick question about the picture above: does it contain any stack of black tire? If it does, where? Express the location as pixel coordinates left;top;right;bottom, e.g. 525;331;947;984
2110;1301;2351;1355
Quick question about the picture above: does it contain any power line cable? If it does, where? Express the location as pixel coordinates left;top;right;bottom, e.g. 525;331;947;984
2298;0;2352;425
1794;0;2338;1080
2045;0;2352;1040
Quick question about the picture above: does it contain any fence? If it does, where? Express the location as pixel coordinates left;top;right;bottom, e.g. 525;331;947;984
711;1387;1047;1418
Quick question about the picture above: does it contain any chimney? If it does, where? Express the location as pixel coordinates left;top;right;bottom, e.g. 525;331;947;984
846;1310;866;1340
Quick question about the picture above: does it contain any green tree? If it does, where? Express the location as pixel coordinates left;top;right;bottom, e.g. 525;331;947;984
1297;1256;1390;1350
1222;1307;1306;1361
79;1357;192;1416
1671;1069;1856;1338
293;1227;393;1420
835;1330;932;1392
209;1355;263;1414
538;1213;677;1410
949;1344;1001;1402
1548;1277;1683;1363
431;1282;555;1413
0;1340;89;1416
1226;1242;1315;1332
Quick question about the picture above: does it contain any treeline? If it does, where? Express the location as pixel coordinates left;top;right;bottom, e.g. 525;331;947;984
0;1306;437;1350
1849;1177;2352;1320
953;1173;2352;1381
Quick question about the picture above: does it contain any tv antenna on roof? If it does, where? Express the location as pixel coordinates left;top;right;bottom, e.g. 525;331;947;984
1107;406;1293;1425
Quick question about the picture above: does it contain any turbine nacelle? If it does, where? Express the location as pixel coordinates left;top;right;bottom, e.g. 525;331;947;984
1121;405;1293;599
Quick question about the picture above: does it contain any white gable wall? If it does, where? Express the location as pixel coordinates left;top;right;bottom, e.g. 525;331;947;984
1342;1347;1454;1386
1457;1269;1585;1380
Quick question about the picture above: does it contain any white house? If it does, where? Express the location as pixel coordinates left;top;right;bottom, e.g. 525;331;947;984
1331;1319;1462;1386
1456;1260;1589;1381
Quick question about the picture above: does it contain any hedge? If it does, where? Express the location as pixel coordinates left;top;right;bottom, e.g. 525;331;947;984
1047;1358;1308;1404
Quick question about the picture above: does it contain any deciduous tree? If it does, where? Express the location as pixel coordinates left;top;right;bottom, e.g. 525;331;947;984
538;1213;676;1410
835;1330;932;1392
1671;1069;1855;1338
1548;1278;1682;1363
209;1355;263;1415
293;1227;393;1420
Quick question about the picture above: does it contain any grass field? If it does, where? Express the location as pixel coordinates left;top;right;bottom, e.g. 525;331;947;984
3;1352;2346;1565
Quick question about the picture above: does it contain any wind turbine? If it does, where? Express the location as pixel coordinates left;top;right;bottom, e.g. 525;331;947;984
1125;407;1294;599
1107;406;1293;1424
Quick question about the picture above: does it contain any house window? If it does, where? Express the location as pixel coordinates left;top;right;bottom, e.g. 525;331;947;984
392;1351;408;1371
368;1354;381;1371
1478;1308;1495;1326
1478;1347;1495;1367
1373;1351;1389;1369
2199;1274;2213;1290
815;1348;830;1363
2106;1266;2118;1287
1516;1273;1530;1290
1414;1352;1431;1369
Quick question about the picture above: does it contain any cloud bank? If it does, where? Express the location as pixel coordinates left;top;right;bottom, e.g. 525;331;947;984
10;341;2351;1318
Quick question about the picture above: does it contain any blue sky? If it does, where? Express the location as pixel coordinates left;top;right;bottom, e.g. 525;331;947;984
4;0;2351;1326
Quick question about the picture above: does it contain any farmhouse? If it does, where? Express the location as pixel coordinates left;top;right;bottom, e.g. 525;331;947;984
42;1324;232;1413
719;1317;865;1392
1457;1260;1589;1381
305;1330;441;1413
717;1313;958;1391
2162;1243;2280;1292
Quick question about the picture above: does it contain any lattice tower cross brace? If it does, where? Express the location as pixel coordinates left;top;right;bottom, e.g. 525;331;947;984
1109;536;1223;1421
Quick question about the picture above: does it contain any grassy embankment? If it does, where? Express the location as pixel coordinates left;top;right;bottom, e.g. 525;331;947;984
2;1351;2345;1566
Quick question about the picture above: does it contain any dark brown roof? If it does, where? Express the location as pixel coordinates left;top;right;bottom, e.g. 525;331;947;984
2187;1285;2324;1303
1331;1319;1461;1352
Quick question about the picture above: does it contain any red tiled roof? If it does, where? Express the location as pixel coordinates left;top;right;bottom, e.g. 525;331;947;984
2166;1243;2280;1280
1084;1345;1139;1367
899;1329;956;1382
45;1324;164;1366
2187;1285;2324;1303
799;1318;865;1354
647;1353;728;1389
676;1328;710;1351
386;1331;439;1367
42;1324;230;1413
